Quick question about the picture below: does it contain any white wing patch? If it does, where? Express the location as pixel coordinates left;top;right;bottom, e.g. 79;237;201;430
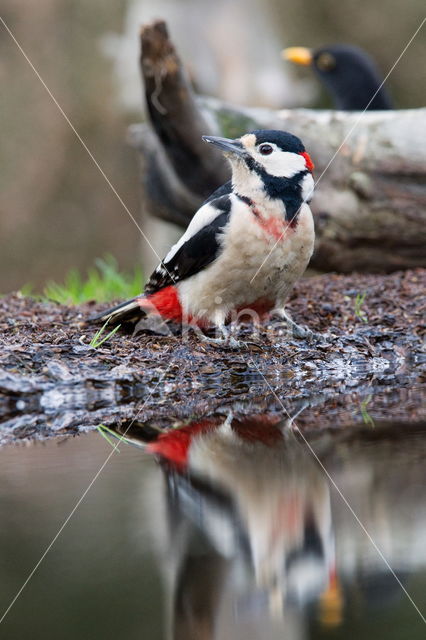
163;202;226;264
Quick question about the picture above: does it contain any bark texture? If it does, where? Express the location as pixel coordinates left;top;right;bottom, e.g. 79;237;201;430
132;19;426;273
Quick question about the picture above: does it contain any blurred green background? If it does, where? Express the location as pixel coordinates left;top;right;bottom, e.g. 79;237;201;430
1;0;425;293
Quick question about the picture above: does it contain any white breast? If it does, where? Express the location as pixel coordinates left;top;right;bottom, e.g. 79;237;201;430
178;196;314;323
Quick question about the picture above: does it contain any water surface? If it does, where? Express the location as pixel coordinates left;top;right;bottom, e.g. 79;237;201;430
0;408;425;639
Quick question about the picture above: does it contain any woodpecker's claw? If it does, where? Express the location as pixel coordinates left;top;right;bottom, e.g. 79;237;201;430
295;326;328;345
228;336;244;349
197;325;246;350
200;335;244;350
223;410;234;428
292;323;314;341
274;309;320;343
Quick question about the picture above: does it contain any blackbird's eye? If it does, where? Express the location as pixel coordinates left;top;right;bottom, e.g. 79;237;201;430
316;52;336;72
259;144;273;155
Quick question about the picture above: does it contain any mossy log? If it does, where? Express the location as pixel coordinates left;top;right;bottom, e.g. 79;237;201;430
130;20;426;273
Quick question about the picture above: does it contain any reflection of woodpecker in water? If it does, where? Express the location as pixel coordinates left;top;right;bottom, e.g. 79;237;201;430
118;410;343;637
110;410;426;639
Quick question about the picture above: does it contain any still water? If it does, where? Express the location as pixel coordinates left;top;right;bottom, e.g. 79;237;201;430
0;409;425;639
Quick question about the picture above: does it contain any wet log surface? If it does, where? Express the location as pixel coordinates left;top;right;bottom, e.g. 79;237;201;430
0;270;424;445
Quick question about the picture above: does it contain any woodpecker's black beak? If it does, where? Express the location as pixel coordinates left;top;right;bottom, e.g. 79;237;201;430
202;135;245;158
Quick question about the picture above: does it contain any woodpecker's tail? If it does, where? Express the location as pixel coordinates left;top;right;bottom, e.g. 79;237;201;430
88;296;147;326
88;286;184;329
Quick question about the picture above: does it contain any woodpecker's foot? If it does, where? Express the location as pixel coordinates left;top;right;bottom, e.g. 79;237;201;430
196;322;248;350
274;309;319;343
285;318;315;342
227;336;245;350
198;333;244;350
223;410;234;429
296;326;329;346
282;400;310;433
292;323;314;341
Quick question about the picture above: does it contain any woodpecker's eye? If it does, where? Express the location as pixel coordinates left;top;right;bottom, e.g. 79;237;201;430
259;144;273;155
316;52;336;72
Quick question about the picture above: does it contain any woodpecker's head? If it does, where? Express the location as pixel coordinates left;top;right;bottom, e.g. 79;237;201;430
203;130;314;214
282;44;392;111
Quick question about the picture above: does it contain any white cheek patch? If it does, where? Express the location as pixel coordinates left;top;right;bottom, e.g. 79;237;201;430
255;150;307;178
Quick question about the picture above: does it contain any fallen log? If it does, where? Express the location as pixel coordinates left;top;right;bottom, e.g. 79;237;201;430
131;19;426;273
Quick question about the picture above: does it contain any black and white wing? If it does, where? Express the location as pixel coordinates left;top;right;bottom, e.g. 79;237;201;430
203;179;232;204
144;194;232;295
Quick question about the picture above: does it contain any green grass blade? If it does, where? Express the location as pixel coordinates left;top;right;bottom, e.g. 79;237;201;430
93;324;121;348
96;425;120;452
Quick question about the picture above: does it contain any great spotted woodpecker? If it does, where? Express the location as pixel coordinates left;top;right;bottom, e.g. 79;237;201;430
93;129;315;346
283;45;392;111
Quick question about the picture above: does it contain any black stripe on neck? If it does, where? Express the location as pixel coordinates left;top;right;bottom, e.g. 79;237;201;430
235;175;305;225
236;193;254;208
236;157;307;223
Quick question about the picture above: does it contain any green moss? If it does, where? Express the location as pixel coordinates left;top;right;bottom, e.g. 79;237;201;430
215;107;260;139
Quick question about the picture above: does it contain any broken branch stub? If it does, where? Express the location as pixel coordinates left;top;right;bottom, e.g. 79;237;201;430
138;20;229;216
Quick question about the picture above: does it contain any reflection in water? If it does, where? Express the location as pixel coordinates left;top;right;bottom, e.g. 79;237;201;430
158;414;336;638
0;411;425;639
115;413;426;639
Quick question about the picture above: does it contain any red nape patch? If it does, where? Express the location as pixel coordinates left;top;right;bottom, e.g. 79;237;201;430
146;418;222;470
300;151;314;172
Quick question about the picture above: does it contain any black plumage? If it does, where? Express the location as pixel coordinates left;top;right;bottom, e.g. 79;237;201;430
313;45;392;110
145;195;231;294
284;44;393;111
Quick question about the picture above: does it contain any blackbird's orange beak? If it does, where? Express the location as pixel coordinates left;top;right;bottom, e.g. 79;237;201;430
282;47;313;66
